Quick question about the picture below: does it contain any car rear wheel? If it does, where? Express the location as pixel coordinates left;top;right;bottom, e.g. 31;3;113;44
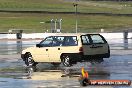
62;55;72;67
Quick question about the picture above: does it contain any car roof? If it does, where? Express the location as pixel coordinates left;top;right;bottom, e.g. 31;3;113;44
50;33;99;36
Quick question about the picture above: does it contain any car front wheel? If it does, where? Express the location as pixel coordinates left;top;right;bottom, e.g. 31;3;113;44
25;52;37;67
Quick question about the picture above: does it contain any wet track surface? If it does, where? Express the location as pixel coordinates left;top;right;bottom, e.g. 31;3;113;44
0;38;132;88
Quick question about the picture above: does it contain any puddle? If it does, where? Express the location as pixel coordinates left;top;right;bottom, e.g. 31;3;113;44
0;55;132;80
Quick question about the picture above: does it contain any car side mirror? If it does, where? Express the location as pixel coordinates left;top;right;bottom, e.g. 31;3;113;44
36;44;41;48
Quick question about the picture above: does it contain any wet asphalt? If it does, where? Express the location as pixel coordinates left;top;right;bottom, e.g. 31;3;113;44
0;39;132;88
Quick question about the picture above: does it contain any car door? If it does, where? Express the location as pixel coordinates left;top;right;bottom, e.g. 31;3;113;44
48;36;63;62
81;35;92;55
33;37;53;62
81;34;109;55
89;34;109;55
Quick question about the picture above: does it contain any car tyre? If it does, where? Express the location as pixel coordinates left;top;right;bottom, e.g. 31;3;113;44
25;52;37;67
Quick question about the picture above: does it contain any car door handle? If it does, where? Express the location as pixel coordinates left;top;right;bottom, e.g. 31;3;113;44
46;49;48;51
58;48;60;50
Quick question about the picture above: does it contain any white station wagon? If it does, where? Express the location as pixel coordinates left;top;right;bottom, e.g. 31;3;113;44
21;33;110;67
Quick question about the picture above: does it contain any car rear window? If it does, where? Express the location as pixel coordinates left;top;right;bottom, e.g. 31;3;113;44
81;35;90;45
81;34;106;45
90;34;105;44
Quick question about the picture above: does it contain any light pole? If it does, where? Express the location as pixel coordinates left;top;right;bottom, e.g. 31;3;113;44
59;19;62;31
73;3;78;33
40;21;46;32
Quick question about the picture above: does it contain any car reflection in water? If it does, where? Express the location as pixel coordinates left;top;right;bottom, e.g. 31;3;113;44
26;62;110;80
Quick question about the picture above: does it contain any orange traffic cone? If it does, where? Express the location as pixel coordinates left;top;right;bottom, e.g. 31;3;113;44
79;67;91;86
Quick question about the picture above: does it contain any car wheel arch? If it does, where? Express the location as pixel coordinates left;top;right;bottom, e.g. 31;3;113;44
24;52;31;58
60;53;72;61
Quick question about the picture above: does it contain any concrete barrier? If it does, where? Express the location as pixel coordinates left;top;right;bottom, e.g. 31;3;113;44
0;33;132;39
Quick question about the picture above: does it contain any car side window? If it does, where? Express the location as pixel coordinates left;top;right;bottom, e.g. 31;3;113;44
81;35;90;45
90;34;105;44
52;37;64;46
62;36;77;46
40;36;78;47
